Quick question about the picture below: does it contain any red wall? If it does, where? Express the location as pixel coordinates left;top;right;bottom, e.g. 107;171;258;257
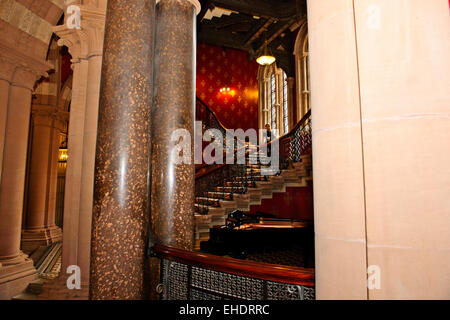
196;43;259;131
248;183;314;221
61;49;72;85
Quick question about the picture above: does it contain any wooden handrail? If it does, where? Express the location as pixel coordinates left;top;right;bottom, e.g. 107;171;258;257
195;163;226;180
194;100;312;179
282;110;312;140
196;96;229;133
196;97;249;156
265;109;312;148
196;97;311;151
152;244;315;287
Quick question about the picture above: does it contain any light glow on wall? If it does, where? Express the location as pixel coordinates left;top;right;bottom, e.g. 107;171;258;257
219;87;236;96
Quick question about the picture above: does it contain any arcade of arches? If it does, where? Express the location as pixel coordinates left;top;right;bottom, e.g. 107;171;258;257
0;0;449;300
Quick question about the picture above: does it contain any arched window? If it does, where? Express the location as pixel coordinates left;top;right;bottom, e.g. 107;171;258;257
294;20;310;121
257;63;290;139
270;73;277;131
282;72;288;133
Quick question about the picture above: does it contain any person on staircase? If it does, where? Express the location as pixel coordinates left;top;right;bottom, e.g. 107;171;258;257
265;124;272;158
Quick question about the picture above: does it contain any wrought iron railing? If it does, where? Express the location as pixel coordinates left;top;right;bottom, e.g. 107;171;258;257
278;110;312;168
153;244;315;300
196;97;227;150
194;99;311;214
195;98;262;215
195;164;246;213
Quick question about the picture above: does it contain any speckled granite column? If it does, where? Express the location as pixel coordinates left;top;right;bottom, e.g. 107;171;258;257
150;0;200;251
89;0;155;300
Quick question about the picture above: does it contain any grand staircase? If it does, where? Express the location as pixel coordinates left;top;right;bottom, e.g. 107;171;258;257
194;98;313;250
194;152;312;250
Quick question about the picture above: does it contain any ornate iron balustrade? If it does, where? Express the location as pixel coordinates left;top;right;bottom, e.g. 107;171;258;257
289;113;312;162
278;110;312;169
195;98;261;215
195;160;263;215
153;244;315;300
194;99;310;214
195;164;248;211
196;97;227;148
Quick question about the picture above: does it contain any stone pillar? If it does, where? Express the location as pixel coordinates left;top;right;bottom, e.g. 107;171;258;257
0;61;13;181
0;49;50;299
50;1;106;296
287;76;295;129
150;0;200;250
308;0;450;299
21;106;66;253
89;0;155;300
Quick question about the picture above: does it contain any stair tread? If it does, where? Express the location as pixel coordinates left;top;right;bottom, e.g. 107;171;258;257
12;292;39;300
195;158;313;245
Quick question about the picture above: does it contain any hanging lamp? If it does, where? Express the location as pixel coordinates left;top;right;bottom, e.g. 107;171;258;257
256;40;276;65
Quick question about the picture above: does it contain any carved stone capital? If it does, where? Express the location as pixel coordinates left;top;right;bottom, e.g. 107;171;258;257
31;105;70;129
0;59;16;84
0;43;51;90
53;4;106;63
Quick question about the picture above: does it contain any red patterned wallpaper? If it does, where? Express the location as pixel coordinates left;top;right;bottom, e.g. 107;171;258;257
196;43;259;131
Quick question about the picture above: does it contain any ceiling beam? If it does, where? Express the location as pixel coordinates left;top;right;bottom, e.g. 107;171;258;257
252;18;296;54
243;18;275;48
203;13;251;29
198;28;248;51
197;0;213;24
296;0;307;17
211;0;299;20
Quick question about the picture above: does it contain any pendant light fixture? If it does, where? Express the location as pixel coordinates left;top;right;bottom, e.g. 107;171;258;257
257;39;276;66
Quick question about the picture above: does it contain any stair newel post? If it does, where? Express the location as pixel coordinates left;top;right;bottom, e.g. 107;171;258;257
223;165;228;200
247;164;251;192
251;165;255;188
203;176;209;214
232;165;235;194
240;165;243;194
234;164;237;194
242;165;245;194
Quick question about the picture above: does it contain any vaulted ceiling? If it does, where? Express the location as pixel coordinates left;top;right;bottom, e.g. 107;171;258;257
197;0;307;76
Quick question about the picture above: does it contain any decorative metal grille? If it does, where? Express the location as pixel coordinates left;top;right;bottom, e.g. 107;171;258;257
160;260;189;300
288;115;312;163
159;258;315;301
195;98;269;215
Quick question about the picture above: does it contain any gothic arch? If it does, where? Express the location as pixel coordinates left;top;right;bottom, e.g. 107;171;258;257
294;19;310;121
258;62;291;139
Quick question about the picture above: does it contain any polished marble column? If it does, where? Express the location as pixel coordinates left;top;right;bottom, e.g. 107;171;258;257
150;0;200;250
89;0;155;300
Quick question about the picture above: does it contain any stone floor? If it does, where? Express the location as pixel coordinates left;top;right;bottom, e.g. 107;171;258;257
12;242;62;300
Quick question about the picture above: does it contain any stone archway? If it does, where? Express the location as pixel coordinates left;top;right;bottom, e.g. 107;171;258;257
0;0;107;300
0;0;66;299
